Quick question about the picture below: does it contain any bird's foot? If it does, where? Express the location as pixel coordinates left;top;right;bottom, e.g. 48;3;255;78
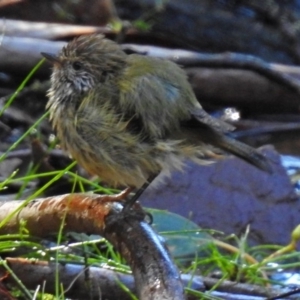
100;187;152;223
121;196;153;224
105;199;152;228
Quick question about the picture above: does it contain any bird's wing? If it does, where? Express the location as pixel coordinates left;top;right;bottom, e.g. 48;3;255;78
119;55;235;138
118;74;189;139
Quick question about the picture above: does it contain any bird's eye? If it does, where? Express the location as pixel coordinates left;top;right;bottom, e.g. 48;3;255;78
72;61;82;71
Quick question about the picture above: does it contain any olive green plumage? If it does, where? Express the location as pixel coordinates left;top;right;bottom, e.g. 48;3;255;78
43;34;271;188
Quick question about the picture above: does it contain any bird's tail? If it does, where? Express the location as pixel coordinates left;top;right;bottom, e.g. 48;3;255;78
211;133;272;173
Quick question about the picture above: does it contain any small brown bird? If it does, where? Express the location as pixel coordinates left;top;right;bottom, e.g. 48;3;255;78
42;34;271;207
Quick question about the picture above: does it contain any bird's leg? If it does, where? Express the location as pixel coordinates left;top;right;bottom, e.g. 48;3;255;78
105;175;158;227
122;173;158;213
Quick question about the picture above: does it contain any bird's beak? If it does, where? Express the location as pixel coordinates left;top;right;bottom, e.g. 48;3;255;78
41;52;62;66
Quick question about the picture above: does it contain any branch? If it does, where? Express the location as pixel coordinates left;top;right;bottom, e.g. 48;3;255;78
5;258;288;300
0;193;184;300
